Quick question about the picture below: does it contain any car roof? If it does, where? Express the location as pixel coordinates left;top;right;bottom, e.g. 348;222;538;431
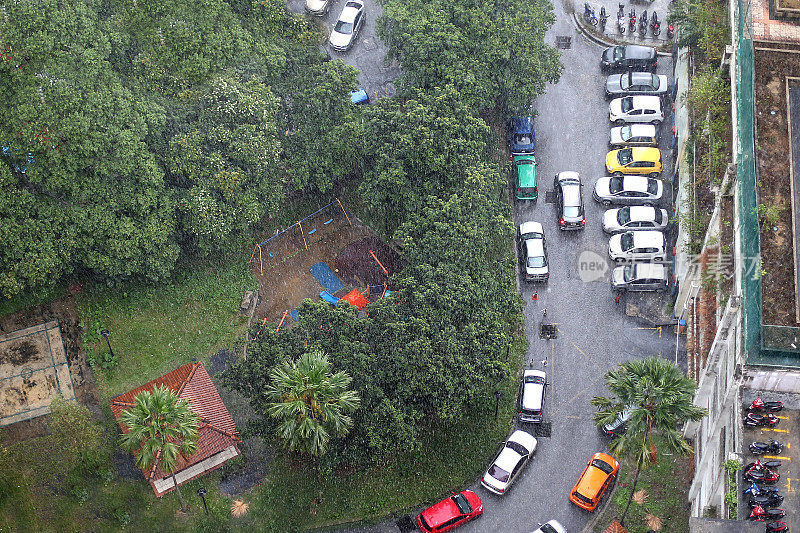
520;221;544;235
630;230;665;246
630;95;662;110
627;205;657;220
629;72;655;84
575;453;619;497
625;123;657;136
562;181;582;206
623;45;656;58
526;237;545;257
634;263;667;277
422;493;463;526
524;369;546;378
511;116;533;133
621;175;651;192
630;147;661;162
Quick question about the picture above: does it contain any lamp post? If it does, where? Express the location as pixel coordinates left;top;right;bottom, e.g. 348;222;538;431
197;487;209;515
100;329;114;360
494;390;503;420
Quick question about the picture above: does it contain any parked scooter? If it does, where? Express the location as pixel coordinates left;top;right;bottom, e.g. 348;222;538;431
628;8;636;33
766;522;789;533
584;2;598;25
746;397;784;412
599;6;608;31
666;24;674;39
651;12;661;36
743;482;780;497
744;412;780;427
745;469;779;485
617;4;626;34
746;460;782;471
748;493;784;508
747;505;786;521
639;10;648;37
750;440;783;455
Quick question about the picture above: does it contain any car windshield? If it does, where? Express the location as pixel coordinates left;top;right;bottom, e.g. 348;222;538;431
623;264;635;282
620;233;634;251
524;375;545;384
620;125;632;140
334;20;354;34
617;149;633;165
488;464;510;482
540;526;557;533
452;493;472;514
620;73;632;90
592;459;615;474
528;256;546;268
564;206;580;217
617;207;631;224
609;176;623;194
573;491;594;505
654;209;663;223
651;74;661;89
646;179;659;195
517;159;534;166
507;441;528;455
621;97;633;112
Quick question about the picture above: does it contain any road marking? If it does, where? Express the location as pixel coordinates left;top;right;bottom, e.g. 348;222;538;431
565;415;582;419
635;326;662;338
761;428;790;433
556;327;590;360
763;455;791;460
775;415;789;419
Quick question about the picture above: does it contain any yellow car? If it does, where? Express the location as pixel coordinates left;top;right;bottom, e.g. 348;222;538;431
605;147;662;177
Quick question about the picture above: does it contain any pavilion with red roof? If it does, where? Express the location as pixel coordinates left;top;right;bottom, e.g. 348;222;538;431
110;361;240;497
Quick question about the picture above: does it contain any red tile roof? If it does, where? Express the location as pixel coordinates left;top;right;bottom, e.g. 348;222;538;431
110;361;240;496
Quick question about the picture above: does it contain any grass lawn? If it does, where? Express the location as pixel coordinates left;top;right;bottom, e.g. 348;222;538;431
592;440;693;533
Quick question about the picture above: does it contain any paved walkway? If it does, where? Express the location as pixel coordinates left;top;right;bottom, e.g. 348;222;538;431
752;0;800;41
576;0;674;47
789;83;800;324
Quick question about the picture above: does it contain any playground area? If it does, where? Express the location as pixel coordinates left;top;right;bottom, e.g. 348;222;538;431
249;200;403;324
0;321;76;427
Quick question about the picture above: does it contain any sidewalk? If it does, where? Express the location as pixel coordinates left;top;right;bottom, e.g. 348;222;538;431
574;0;675;49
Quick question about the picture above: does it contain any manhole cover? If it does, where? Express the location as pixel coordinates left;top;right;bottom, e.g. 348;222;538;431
540;324;558;339
545;191;557;203
556;36;572;49
396;515;417;532
533;422;552;437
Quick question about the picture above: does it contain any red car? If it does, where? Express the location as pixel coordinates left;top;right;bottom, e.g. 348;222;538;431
416;490;483;532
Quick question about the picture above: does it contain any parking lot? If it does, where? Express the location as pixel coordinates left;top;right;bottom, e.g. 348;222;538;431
741;390;800;531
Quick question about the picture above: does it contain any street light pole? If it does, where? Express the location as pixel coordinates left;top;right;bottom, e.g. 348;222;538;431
494;390;503;420
100;329;114;360
197;487;209;515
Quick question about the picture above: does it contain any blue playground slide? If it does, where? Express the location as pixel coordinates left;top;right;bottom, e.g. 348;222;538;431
310;262;344;293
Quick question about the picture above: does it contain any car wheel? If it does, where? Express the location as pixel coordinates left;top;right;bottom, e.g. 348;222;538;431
649;172;660;178
643;202;654;207
651;120;662;126
614;257;624;263
613;171;624;177
603;200;612;206
615;119;625;126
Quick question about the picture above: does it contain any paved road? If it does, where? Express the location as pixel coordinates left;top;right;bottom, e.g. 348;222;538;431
334;0;681;531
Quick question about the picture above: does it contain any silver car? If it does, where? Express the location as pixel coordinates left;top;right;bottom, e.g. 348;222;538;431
603;206;669;233
481;430;538;495
611;263;669;292
593;175;663;206
608;231;666;262
329;0;365;51
519;369;546;422
609;124;658;147
609;95;664;126
606;72;670;98
518;222;549;282
305;0;332;15
530;521;568;533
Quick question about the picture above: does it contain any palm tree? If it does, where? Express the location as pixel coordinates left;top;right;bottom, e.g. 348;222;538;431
119;384;200;512
592;357;707;525
267;350;361;457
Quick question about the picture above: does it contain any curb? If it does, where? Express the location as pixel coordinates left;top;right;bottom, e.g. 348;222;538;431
581;479;620;533
571;12;673;56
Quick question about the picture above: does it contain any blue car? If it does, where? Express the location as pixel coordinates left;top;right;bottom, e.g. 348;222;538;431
507;116;536;155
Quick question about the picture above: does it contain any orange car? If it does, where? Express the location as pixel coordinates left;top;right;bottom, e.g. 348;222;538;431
569;452;620;512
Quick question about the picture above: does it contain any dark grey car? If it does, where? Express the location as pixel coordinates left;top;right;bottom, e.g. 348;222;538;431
554;172;585;230
605;72;670;98
600;45;657;72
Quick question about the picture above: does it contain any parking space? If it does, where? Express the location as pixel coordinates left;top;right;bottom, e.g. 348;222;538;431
741;391;800;531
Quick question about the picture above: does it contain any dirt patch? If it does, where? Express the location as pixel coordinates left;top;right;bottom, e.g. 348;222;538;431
334;236;404;289
754;43;800;325
0;297;101;445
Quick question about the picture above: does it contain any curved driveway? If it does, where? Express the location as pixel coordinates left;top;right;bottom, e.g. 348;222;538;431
336;0;679;531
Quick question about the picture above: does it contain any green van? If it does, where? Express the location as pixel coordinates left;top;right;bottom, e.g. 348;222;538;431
514;154;538;201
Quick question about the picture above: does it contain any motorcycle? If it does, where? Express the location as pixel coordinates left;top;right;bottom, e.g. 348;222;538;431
639;10;648;37
746;460;782;471
666;24;674;39
748;493;784;508
750;440;783;455
628;8;636;33
746;397;784;412
744;412;780;427
743;482;780;496
747;505;786;521
599;6;608;31
767;522;788;533
745;469;780;485
617;4;626;34
584;2;598;25
651;12;661;36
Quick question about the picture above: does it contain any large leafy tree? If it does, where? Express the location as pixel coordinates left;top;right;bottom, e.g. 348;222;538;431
592;357;707;525
379;0;562;111
119;385;201;512
266;350;361;457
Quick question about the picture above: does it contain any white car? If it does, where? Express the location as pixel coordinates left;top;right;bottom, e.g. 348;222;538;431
518;222;549;282
305;0;332;15
530;521;568;533
481;430;538;495
609;124;658;147
593;175;663;206
609;95;664;125
609;230;667;262
603;206;669;233
519;369;546;422
329;0;365;51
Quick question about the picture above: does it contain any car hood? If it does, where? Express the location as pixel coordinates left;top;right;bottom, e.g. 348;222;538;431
611;266;626;286
603;209;620;230
595;178;611;198
609;98;623;117
606;151;620;170
602;47;614;62
609;234;623;255
329;30;352;48
609;127;625;145
306;0;327;11
606;75;624;93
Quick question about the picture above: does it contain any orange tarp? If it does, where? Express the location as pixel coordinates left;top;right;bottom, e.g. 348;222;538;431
340;288;369;310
